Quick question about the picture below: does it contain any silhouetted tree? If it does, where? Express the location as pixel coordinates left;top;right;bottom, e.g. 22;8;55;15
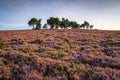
28;18;42;30
43;23;48;29
35;19;42;30
60;18;70;29
28;17;94;30
28;18;38;29
70;21;80;29
80;23;85;29
84;21;90;29
54;18;60;29
47;17;55;29
90;25;94;29
59;21;64;29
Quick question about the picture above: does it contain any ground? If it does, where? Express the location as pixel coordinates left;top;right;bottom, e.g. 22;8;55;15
0;29;120;80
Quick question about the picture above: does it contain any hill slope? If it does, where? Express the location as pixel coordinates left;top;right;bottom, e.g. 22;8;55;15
0;29;120;80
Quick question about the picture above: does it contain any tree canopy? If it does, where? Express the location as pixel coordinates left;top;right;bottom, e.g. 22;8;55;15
28;17;94;30
28;18;42;30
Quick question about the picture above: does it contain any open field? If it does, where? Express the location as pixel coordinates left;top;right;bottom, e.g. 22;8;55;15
0;29;120;80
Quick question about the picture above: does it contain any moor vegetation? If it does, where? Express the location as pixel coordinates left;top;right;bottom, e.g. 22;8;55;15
0;29;120;80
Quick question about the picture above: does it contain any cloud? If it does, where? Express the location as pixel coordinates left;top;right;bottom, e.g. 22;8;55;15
0;0;120;30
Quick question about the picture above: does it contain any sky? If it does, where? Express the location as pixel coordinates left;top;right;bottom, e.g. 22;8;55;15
0;0;120;30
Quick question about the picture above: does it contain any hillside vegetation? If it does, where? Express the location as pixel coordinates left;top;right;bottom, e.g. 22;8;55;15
0;29;120;80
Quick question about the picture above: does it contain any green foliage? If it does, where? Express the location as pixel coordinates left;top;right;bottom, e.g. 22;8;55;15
90;25;94;29
84;21;90;29
80;23;85;29
43;23;48;29
80;21;93;29
47;17;60;29
70;21;80;29
28;17;93;29
60;18;70;29
28;18;42;30
36;19;42;30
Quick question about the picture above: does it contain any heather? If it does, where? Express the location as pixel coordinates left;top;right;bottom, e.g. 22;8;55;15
0;29;120;80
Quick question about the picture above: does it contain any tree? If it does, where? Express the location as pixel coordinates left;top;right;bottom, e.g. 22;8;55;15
28;18;42;30
59;21;64;29
47;17;55;29
84;21;90;29
60;18;70;29
28;18;38;30
54;18;60;29
90;25;93;29
70;21;80;29
80;23;85;29
43;23;48;29
47;17;60;29
28;17;94;30
36;19;42;30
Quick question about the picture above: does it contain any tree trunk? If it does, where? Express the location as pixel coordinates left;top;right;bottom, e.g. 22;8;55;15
33;25;35;30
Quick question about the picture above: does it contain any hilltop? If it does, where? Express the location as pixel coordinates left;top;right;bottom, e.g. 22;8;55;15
0;29;120;80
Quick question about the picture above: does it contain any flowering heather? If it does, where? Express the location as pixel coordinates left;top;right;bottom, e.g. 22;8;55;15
0;29;120;80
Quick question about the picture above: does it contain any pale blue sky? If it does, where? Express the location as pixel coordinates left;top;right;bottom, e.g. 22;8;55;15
0;0;120;30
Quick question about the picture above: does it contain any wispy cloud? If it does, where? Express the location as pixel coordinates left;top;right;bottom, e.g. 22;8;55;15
0;0;120;30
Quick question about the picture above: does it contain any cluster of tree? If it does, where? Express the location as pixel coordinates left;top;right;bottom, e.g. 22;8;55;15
28;18;42;30
28;17;93;30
